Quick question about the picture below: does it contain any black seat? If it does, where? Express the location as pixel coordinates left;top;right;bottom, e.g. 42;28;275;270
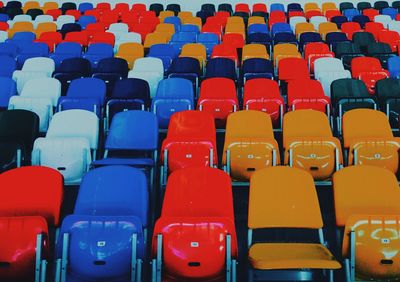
149;3;163;16
334;42;364;69
367;42;395;68
376;78;400;128
352;31;376;53
166;4;180;16
53;58;92;95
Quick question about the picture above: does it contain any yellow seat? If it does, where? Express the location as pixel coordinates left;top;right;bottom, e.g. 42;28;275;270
227;16;245;26
242;44;269;62
248;16;265;26
249;243;341;270
159;11;175;23
283;110;342;180
115;42;144;68
248;166;341;279
35;22;57;38
42;1;58;13
273;43;301;66
180;43;207;69
23;1;40;13
181;17;202;29
304;2;320;13
318;22;339;40
8;22;35;38
295;22;316;39
154;23;175;41
143;32;168;48
322;2;338;14
222;111;280;181
225;23;245;39
343;109;400;173
178;11;193;21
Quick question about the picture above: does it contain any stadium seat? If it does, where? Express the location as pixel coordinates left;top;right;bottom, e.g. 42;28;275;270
82;43;114;69
49;42;82;67
148;43;176;70
152;167;237;281
223;110;279;182
351;57;389;94
375;77;400;128
0;55;16;78
92;57;129;95
32;109;99;184
273;43;302;67
248;166;341;281
151;77;194;128
115;42;144;69
304;42;335;73
342;109;400;172
334;42;363;69
16;42;49;68
166;57;201;92
35;31;61;52
278;57;309;86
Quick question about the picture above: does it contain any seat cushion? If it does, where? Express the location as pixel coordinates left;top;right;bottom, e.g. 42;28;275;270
249;243;341;270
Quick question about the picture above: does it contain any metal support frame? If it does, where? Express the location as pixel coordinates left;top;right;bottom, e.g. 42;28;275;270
130;233;142;282
16;148;22;167
35;233;47;282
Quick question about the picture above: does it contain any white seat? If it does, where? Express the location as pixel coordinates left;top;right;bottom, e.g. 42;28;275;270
33;15;54;28
7;15;32;28
32;137;91;185
314;57;346;79
318;71;351;97
21;77;61;105
8;96;53;132
56;15;75;30
114;32;142;51
290;16;307;32
309;16;328;30
128;57;164;98
388;21;400;34
46;109;99;151
374;15;392;28
12;57;55;93
0;31;8;42
108;23;129;40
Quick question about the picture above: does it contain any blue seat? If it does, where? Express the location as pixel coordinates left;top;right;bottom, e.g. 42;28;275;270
78;2;93;13
270;3;285;12
164;16;181;31
196;10;212;24
388;56;400;78
0;77;17;108
271;23;292;37
92;57;129;95
205;57;237;80
151;78;194;128
82;43;114;68
53;58;92;95
6;31;36;51
93;111;158;173
247;33;272;53
0;13;9;22
326;32;350;51
197;33;219;57
60;23;82;38
273;32;297;46
50;42;82;67
106;78;151;128
331;15;348;29
77;15;96;29
147;43;176;70
0;43;18;58
287;3;302;11
242;58;274;82
169;32;197;54
57;215;145;282
343;8;360;21
382;7;398;19
180;24;200;34
58;77;106;116
248;24;269;35
0;55;16;77
167;57;201;93
5;1;22;9
16;42;49;68
352;15;370;28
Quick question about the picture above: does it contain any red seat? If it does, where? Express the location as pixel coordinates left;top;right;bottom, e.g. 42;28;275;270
96;2;111;12
138;14;159;29
341;22;362;40
130;24;154;41
215;11;230;22
378;30;400;52
89;31;115;46
243;78;285;127
161;111;217;174
235;3;250;14
202;23;223;40
65;9;81;21
325;10;342;20
305;10;323;19
252;3;267;13
304;42;335;73
99;10;119;28
113;3;130;15
211;44;238;66
363;8;379;21
0;166;63;226
120;11;139;25
198;78;239;127
36;31;62;52
222;33;245;49
351;57;389;94
365;22;385;40
85;22;106;38
278;58;310;83
288;10;305;18
269;11;286;28
46;8;61;20
84;9;101;21
0;216;49;282
64;31;88;46
288;79;331;113
0;21;8;31
131;3;147;13
152;167;238;281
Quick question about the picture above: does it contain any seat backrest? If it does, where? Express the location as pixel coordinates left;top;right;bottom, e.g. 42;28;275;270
21;57;54;74
331;78;370;103
225;110;274;140
155;77;194;100
66;77;106;105
199;77;237;101
105;110;158;150
0;166;63;226
351;57;383;77
74;166;149;226
56;57;91;75
248;166;323;229
333;165;400;227
342;109;393;148
162;167;234;219
314;57;345;75
111;78;150;104
132;57;164;74
20;77;60;106
46;109;99;149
